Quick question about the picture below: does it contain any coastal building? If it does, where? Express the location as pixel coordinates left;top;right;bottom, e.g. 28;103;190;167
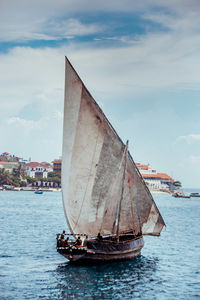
52;159;62;176
136;163;180;192
1;152;9;157
0;152;22;162
0;161;19;172
25;162;53;179
41;161;52;170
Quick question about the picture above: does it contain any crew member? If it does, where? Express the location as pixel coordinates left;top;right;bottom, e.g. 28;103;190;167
97;233;102;241
75;236;82;248
61;230;65;240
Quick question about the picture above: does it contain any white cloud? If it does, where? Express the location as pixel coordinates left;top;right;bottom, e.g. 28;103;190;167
1;0;199;16
0;47;65;161
143;9;200;34
2;113;63;162
1;0;200;176
6;116;50;132
187;155;200;164
0;17;103;42
94;36;130;43
1;0;200;42
177;134;200;144
50;18;104;37
7;117;39;128
1;25;200;122
54;111;63;120
0;46;64;118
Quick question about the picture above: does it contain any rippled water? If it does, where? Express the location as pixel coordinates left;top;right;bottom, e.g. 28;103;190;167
0;190;200;299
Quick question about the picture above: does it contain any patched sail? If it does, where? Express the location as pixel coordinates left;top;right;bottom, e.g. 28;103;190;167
62;57;165;238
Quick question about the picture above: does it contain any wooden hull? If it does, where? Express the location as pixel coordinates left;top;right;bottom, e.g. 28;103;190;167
57;237;144;263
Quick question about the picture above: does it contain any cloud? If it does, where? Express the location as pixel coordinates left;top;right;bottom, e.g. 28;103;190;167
1;0;200;43
143;8;200;34
93;36;132;44
0;17;103;42
1;0;200;176
7;117;40;129
54;111;63;120
187;155;200;164
50;18;104;38
6;116;50;132
1;23;200;123
177;134;200;144
0;46;64;118
2;112;63;161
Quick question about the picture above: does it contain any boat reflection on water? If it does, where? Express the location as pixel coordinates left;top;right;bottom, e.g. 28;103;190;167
54;256;158;299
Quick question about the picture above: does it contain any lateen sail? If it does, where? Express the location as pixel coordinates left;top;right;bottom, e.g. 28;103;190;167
62;57;165;238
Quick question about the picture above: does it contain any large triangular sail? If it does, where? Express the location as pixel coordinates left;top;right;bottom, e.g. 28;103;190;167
62;57;165;238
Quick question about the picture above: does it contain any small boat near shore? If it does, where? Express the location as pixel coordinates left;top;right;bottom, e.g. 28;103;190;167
34;190;43;194
190;193;200;198
56;57;165;263
172;192;190;198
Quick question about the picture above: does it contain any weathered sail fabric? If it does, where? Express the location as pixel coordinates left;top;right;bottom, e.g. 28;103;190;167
126;155;165;236
62;57;165;238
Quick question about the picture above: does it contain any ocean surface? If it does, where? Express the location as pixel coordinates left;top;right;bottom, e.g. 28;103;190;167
0;189;200;300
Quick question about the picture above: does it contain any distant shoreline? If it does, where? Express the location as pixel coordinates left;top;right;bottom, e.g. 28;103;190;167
0;187;61;192
151;191;169;194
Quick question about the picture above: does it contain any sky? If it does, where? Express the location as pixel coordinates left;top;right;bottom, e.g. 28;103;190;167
0;0;200;188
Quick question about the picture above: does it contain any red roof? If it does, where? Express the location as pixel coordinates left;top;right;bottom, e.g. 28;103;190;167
52;160;62;164
25;162;48;168
142;173;174;182
136;163;149;170
41;161;51;166
0;161;18;165
2;152;9;155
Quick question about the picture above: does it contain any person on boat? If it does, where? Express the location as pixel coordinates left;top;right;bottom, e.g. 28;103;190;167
56;234;60;248
63;237;69;248
61;230;65;240
60;230;66;247
83;235;88;246
75;236;82;248
97;233;102;241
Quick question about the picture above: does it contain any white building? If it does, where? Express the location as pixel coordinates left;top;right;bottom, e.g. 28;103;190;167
136;163;175;191
25;162;53;179
0;161;19;172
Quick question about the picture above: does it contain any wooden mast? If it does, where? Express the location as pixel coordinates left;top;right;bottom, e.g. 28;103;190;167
116;141;129;241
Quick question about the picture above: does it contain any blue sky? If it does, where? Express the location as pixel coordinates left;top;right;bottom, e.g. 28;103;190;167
0;0;200;187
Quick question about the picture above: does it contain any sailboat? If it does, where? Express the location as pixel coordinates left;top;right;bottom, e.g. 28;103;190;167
57;57;165;263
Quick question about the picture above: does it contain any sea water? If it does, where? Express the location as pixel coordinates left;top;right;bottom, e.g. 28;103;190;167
0;189;200;299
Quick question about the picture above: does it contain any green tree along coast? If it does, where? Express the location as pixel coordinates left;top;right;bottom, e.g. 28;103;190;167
0;167;61;188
